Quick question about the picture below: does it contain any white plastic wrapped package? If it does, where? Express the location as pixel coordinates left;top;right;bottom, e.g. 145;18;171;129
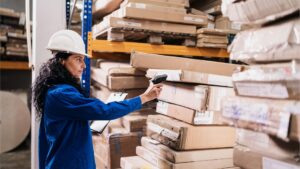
229;19;300;63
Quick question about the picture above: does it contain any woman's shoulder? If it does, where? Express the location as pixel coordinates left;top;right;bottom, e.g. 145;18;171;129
47;84;79;97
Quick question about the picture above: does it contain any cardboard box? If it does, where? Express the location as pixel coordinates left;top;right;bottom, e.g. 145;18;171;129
154;0;189;7
91;68;149;90
131;52;240;76
121;156;159;169
93;16;197;37
236;129;300;161
122;0;186;8
233;145;263;169
113;3;207;26
92;132;143;169
122;114;148;132
147;115;236;150
222;0;300;24
229;19;300;63
156;101;224;125
215;16;242;32
222;96;300;141
91;84;145;102
196;42;227;49
233;145;300;169
190;8;215;21
158;83;207;111
93;0;123;19
96;60;146;76
197;38;228;44
121;0;186;13
141;137;233;163
197;28;233;36
146;69;233;87
232;61;300;99
136;146;234;169
158;83;234;112
197;34;228;44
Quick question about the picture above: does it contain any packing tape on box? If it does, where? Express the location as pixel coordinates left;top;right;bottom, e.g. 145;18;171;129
147;122;179;141
194;111;214;124
156;101;169;115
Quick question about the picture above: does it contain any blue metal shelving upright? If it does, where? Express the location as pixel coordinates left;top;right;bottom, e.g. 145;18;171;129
81;0;92;96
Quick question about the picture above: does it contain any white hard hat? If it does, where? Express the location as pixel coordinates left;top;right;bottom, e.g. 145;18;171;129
47;29;91;58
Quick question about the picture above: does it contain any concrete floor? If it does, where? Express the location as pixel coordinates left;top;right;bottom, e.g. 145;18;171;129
0;138;31;169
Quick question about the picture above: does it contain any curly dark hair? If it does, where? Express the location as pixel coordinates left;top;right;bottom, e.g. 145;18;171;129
33;52;85;118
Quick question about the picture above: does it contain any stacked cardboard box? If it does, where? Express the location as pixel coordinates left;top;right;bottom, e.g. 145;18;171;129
92;131;144;169
118;51;242;168
190;0;255;49
91;60;149;90
0;7;27;61
196;28;231;48
222;1;300;169
91;60;158;169
92;0;210;46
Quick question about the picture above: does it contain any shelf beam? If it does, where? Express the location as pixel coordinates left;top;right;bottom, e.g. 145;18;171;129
88;32;229;59
0;61;30;70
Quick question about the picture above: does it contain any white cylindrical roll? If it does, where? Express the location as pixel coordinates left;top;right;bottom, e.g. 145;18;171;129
0;91;31;153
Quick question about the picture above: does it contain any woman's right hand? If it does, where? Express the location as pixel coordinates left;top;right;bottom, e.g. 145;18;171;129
140;83;163;104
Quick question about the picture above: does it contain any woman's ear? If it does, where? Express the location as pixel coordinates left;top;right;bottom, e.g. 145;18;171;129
61;60;65;65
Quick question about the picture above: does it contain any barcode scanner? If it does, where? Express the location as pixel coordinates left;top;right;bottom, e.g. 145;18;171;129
151;74;168;84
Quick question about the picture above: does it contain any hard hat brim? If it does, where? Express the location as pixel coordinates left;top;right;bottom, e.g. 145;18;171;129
47;47;92;58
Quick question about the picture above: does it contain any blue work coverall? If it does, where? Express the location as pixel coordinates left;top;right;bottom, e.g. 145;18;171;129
38;84;142;169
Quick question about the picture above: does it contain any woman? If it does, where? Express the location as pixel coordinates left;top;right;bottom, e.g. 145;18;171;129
33;30;162;169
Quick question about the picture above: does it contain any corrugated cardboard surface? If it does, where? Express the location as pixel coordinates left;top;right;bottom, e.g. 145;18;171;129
141;137;233;163
122;114;148;132
131;52;239;76
113;3;207;26
121;156;159;169
91;67;149;90
93;132;143;169
197;28;232;36
146;69;233;87
93;0;123;19
156;101;224;125
93;16;197;37
229;19;300;63
147;115;235;150
121;0;187;14
234;145;300;169
233;145;263;169
122;0;186;8
236;129;300;161
154;0;189;7
158;83;234;112
137;145;234;169
97;60;146;76
158;83;208;111
222;96;300;141
232;61;300;99
196;42;227;48
215;17;242;31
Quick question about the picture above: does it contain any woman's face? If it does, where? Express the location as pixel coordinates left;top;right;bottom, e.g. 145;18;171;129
62;54;86;78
